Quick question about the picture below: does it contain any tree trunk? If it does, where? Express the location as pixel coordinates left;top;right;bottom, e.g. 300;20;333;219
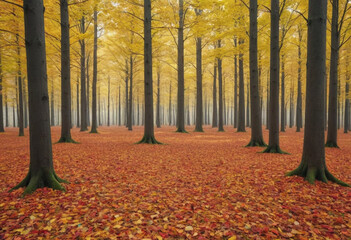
0;45;4;132
218;41;224;132
266;71;269;129
86;56;90;127
58;0;75;143
247;0;265;146
234;39;238;128
195;33;203;132
296;27;303;132
90;9;98;133
80;16;87;131
281;55;285;132
5;89;8;127
108;76;111;126
128;56;133;130
263;0;286;153
50;78;55;126
76;77;80;127
237;39;246;132
169;81;172;126
125;60;128;127
176;0;186;133
16;35;24;136
138;0;160;144
246;81;250;127
156;68;161;128
212;61;217;127
326;0;340;148
11;0;67;196
345;57;349;133
287;0;348;186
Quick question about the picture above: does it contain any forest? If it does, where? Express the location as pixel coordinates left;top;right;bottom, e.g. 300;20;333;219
0;0;351;238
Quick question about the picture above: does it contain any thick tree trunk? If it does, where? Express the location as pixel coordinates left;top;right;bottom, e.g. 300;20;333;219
80;16;87;131
90;10;98;133
0;46;4;132
128;56;133;130
287;0;348;186
212;62;217;127
247;0;265;146
326;0;339;148
156;69;161;128
138;0;160;144
11;0;67;196
237;40;245;132
195;35;203;132
58;0;75;143
176;0;186;133
16;35;24;136
281;56;285;132
263;0;286;153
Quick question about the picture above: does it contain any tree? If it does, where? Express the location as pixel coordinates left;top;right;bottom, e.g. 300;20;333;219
287;0;349;187
58;0;76;143
90;8;98;133
212;61;217;127
246;0;266;147
263;0;286;153
10;0;68;196
194;8;203;132
80;15;88;131
237;39;245;132
217;40;224;132
137;0;161;144
0;42;4;133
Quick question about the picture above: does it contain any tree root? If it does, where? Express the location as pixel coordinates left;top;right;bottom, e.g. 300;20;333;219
175;128;188;133
194;128;204;132
57;137;78;144
325;141;339;148
136;136;163;144
286;164;350;186
9;169;68;197
90;129;99;134
262;145;288;154
246;139;267;147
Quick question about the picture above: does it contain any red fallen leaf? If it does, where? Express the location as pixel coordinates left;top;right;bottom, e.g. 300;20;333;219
271;229;279;235
334;217;343;224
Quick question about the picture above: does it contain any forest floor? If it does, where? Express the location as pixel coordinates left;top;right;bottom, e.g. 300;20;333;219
0;126;351;239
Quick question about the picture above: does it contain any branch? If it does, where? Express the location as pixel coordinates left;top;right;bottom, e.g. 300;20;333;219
239;0;249;10
0;0;22;9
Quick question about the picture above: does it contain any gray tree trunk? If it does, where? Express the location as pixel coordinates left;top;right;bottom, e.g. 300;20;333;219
237;39;245;132
218;40;224;132
91;9;98;133
16;35;24;136
195;13;203;132
212;61;217;127
281;55;285;132
296;27;303;132
156;69;161;128
0;45;4;132
234;39;238;128
128;56;133;130
80;16;87;131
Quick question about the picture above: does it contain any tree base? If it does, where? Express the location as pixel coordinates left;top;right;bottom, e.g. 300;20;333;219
194;127;204;132
90;129;99;134
136;135;163;144
286;164;350;186
246;139;267;147
262;145;288;154
237;130;246;133
325;141;339;148
9;169;68;197
176;128;188;133
57;137;78;144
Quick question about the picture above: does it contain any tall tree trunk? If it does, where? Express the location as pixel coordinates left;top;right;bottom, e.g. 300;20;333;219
281;55;285;132
80;16;87;131
218;41;224;132
98;85;101;126
156;68;161;128
237;39;245;132
125;60;128;127
50;78;55;126
11;0;67;196
176;0;186;133
344;57;349;133
169;81;172;126
263;0;286;153
326;0;340;148
128;56;133;130
246;81;250;127
212;61;217;127
296;27;303;132
289;89;294;128
5;88;8;127
195;24;203;132
76;76;80;127
247;0;265;146
86;55;90;127
0;45;4;132
16;35;24;136
90;9;98;133
118;85;121;126
138;0;160;144
234;39;238;128
266;71;269;129
58;0;75;143
108;76;110;126
287;0;348;186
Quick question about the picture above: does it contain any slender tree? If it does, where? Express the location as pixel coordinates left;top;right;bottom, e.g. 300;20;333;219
58;0;76;143
80;16;88;131
0;43;4;132
218;40;224;132
212;61;217;127
16;34;24;136
287;0;349;186
234;39;238;128
194;8;203;132
10;0;68;196
296;25;303;132
263;0;286;153
247;0;266;146
90;9;99;133
156;67;161;128
137;0;161;144
237;39;245;132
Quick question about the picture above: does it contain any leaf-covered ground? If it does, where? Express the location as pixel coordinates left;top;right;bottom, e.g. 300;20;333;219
0;126;350;239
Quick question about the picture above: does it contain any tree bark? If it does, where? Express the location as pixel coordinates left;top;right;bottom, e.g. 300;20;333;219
76;77;80;127
176;0;186;133
128;56;133;130
263;0;286;153
90;9;98;133
326;0;340;148
195;28;203;132
234;39;238;128
296;27;303;132
58;0;75;143
16;35;24;136
50;78;55;126
237;39;245;132
156;68;161;128
169;81;172;126
80;16;87;131
281;55;285;132
345;57;349;133
212;61;217;127
11;0;67;196
287;0;348;186
218;40;224;132
247;0;265;146
0;45;4;132
108;76;111;126
137;0;161;144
